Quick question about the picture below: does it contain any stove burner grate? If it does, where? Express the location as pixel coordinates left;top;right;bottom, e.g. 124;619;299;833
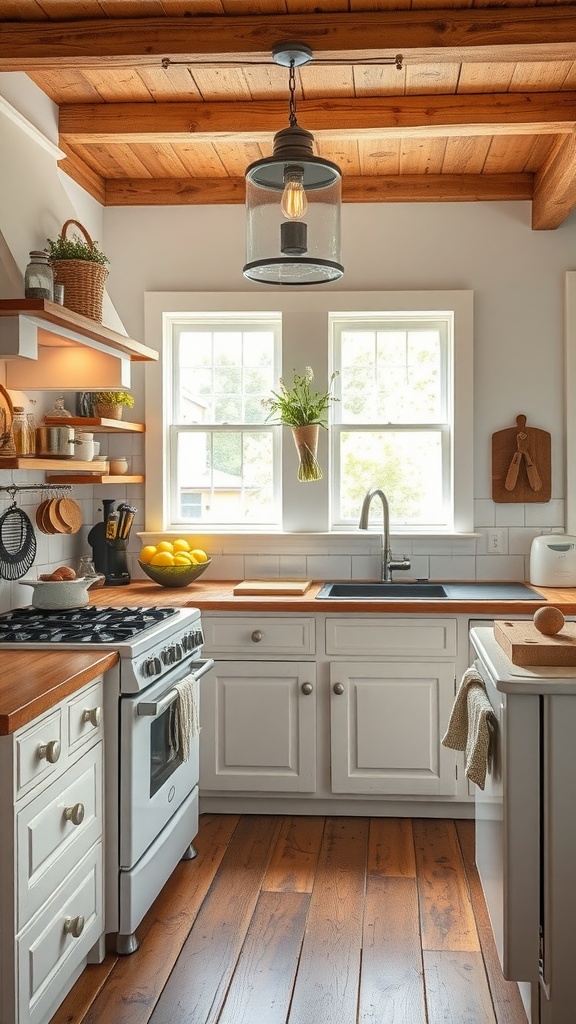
0;606;179;643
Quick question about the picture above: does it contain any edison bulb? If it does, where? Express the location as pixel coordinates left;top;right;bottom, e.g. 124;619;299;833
281;165;307;219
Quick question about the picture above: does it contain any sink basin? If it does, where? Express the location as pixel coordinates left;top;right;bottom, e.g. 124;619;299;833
316;582;448;599
316;581;545;600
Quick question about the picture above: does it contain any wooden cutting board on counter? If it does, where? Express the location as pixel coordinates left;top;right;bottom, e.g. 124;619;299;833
233;579;312;596
494;619;576;666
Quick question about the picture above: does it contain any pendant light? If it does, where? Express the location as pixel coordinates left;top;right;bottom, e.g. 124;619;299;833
243;43;344;286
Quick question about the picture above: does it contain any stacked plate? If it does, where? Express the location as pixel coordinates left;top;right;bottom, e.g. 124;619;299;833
35;497;83;535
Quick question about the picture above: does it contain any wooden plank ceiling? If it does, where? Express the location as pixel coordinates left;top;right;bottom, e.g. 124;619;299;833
2;0;576;227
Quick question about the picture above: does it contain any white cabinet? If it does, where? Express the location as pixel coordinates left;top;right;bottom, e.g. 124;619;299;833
0;678;104;1024
201;660;316;793
327;616;457;797
330;661;457;796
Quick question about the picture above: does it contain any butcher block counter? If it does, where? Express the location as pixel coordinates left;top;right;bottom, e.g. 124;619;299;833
0;649;118;735
88;579;576;615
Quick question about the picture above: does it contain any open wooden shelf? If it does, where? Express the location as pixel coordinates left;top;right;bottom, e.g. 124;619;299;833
44;416;145;433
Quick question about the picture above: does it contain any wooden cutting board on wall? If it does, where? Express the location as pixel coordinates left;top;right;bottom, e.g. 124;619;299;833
491;414;551;503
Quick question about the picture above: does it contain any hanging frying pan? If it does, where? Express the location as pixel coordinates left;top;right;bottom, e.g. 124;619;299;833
0;500;37;580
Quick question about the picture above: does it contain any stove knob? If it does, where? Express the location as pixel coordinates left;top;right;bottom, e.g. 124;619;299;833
161;647;171;665
153;656;162;674
194;629;204;647
143;657;161;677
174;642;183;660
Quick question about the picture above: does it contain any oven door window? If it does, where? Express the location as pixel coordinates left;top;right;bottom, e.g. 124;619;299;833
150;702;182;797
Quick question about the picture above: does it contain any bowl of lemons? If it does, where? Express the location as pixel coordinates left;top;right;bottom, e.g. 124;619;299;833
138;540;211;588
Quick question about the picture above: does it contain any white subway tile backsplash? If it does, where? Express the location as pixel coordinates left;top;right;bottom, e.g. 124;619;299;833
429;555;476;580
351;555;380;580
306;555;352;580
279;555;307;577
525;500;564;528
244;555;280;578
508;527;542;555
494;504;525;527
474;500;495;528
475;554;526;581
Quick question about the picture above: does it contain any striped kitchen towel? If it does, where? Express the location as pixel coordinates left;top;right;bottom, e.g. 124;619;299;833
442;666;497;790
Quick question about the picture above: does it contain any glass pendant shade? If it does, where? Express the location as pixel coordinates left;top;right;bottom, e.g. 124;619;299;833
244;125;343;285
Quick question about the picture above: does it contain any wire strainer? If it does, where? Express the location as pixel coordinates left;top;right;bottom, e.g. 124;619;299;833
0;501;37;580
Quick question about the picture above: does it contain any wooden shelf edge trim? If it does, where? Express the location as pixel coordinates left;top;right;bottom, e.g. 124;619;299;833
46;474;144;484
0;458;108;471
0;299;158;362
44;416;145;433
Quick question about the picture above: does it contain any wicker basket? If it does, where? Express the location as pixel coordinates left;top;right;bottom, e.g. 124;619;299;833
94;402;123;420
50;220;108;323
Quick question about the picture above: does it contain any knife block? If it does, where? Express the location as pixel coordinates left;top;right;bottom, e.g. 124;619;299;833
87;521;131;586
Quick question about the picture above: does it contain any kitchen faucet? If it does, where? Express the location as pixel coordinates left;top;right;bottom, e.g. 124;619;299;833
359;487;411;582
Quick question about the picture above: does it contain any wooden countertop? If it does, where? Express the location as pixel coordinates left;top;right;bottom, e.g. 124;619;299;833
0;650;118;735
88;580;576;615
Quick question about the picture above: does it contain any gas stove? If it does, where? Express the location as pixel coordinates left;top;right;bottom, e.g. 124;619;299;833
0;605;205;693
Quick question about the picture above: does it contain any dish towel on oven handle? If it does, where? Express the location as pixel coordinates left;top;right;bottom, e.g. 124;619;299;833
442;666;497;790
173;674;201;762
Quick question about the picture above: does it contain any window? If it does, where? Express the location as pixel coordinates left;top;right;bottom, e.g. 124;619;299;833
331;313;453;529
144;291;473;534
168;314;281;528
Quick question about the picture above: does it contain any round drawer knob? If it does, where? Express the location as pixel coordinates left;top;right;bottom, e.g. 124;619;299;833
333;683;345;696
82;706;102;727
301;682;313;695
63;915;85;938
37;740;61;764
251;630;263;643
64;802;85;826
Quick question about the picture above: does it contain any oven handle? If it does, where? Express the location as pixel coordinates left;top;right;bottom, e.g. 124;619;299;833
136;658;214;717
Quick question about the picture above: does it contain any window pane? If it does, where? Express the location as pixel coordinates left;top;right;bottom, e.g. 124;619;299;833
340;326;444;423
175;324;276;424
175;430;276;525
338;430;445;525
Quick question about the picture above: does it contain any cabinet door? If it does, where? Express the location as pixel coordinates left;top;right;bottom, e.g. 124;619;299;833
200;661;316;793
330;661;456;796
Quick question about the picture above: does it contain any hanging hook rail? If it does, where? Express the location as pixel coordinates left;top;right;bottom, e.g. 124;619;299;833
0;484;73;497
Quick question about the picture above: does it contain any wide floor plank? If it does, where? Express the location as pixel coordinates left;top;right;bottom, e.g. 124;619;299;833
359;875;427;1024
287;817;369;1024
367;817;416;877
413;818;480;952
217;891;309;1024
149;815;282;1024
424;950;497;1024
263;815;325;893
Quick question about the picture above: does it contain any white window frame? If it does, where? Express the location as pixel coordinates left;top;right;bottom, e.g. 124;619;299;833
144;290;473;535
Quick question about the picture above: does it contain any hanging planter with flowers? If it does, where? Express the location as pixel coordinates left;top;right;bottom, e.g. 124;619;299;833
264;367;338;482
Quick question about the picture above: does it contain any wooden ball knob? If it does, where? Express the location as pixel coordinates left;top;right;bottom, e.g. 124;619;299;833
533;607;565;636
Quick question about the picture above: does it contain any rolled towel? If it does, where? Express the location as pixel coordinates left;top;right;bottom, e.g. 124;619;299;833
442;666;497;790
173;674;200;761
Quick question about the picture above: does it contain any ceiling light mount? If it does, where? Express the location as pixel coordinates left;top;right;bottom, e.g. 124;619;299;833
243;42;344;287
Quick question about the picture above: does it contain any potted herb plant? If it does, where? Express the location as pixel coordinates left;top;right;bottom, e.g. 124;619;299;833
45;220;109;322
91;391;135;420
264;367;338;481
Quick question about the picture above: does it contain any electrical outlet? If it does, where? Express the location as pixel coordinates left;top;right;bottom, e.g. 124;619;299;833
487;528;506;554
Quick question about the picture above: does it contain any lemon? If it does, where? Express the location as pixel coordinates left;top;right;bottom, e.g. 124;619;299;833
156;541;174;553
150;551;175;566
174;554;193;565
173;539;191;553
191;548;208;562
139;545;157;564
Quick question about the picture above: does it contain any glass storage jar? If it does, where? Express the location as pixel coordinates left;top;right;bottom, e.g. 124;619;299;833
11;407;35;456
24;251;54;301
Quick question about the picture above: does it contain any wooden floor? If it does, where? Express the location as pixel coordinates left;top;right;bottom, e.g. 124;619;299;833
53;815;528;1024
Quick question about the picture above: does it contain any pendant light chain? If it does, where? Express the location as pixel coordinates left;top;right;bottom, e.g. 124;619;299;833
288;60;298;128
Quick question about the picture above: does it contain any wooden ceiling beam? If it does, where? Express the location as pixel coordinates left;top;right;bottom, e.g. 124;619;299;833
532;135;576;229
103;173;533;206
2;9;576;69
58;142;106;205
59;93;576;144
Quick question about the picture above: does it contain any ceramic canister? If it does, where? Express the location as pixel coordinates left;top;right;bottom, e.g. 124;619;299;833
72;432;95;461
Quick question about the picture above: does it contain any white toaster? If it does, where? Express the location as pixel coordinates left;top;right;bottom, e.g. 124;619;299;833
529;535;576;587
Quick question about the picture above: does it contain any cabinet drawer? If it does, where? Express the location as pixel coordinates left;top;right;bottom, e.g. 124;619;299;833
67;679;103;755
15;708;63;799
17;843;103;1024
203;616;315;655
17;744;103;928
326;617;457;657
